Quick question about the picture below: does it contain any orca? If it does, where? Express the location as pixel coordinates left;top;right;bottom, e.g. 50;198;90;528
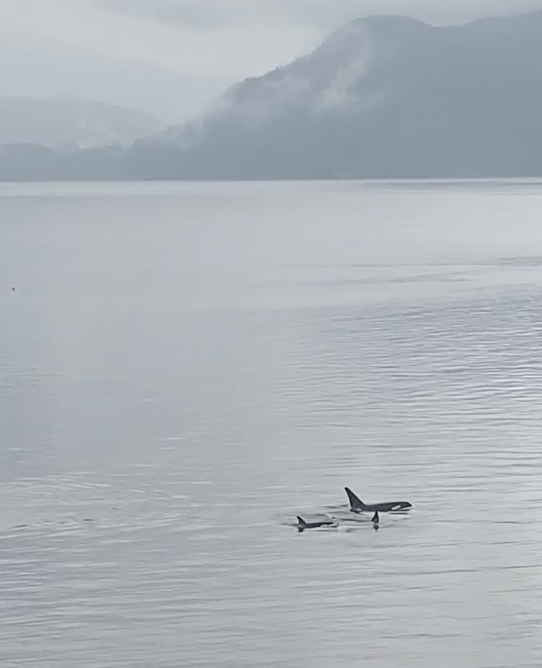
345;487;412;513
296;516;336;532
371;511;380;530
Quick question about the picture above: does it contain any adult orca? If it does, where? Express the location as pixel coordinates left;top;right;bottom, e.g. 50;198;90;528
345;487;412;513
296;516;336;532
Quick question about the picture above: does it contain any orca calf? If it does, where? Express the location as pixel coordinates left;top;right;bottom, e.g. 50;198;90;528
345;487;412;513
296;516;336;532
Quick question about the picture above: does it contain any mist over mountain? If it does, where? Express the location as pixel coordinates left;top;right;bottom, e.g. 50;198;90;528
0;96;161;148
3;9;542;180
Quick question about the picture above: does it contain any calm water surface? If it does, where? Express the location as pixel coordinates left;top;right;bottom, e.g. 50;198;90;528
1;180;542;667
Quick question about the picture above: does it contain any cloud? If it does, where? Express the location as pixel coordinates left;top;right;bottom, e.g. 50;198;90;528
95;0;365;29
180;20;378;134
96;0;542;30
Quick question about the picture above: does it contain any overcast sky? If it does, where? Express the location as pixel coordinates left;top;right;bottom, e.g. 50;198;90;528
1;0;542;119
2;0;542;79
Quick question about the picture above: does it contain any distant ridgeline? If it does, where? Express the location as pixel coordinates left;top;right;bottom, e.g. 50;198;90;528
0;96;160;152
2;10;542;181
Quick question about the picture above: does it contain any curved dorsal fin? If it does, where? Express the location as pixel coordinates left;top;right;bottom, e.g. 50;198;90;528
345;487;366;511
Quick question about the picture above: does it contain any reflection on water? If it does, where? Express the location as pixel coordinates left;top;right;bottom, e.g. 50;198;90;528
1;180;542;667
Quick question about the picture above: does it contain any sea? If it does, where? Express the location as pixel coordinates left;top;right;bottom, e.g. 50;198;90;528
1;179;542;668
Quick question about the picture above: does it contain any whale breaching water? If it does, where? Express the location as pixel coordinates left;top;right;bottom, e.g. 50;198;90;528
296;516;336;532
345;487;412;513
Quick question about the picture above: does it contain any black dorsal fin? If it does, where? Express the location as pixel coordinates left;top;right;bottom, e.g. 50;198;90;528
345;487;366;511
297;516;308;528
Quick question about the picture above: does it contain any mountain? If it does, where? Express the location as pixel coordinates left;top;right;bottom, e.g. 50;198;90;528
130;10;542;179
0;96;161;148
3;9;542;180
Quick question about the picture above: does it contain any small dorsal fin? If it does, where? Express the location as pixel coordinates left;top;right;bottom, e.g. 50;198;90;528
297;516;307;528
372;511;379;523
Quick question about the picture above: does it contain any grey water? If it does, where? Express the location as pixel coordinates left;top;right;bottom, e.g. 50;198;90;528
1;179;542;668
